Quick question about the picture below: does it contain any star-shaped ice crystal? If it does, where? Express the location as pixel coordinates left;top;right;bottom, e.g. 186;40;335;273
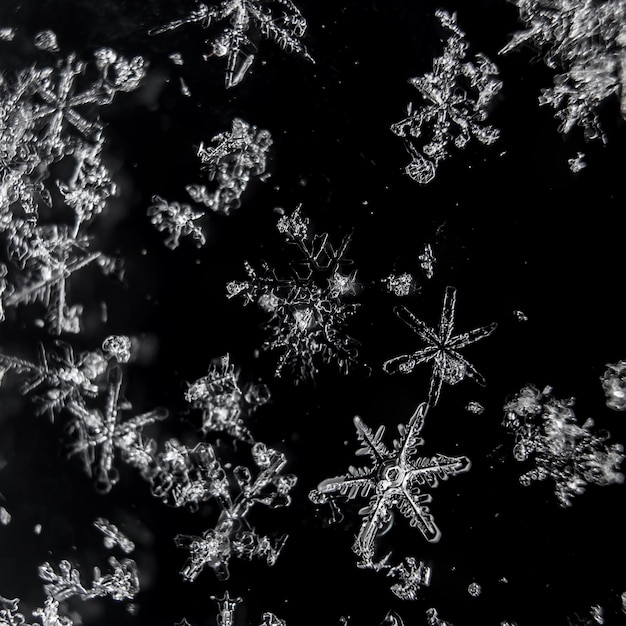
383;286;496;407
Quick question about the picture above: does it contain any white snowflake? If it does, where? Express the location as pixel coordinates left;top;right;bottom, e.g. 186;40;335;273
94;518;136;554
600;360;626;411
149;0;314;88
503;385;625;506
148;196;206;250
391;10;501;184
383;286;497;407
186;118;272;215
227;206;361;381
310;403;470;592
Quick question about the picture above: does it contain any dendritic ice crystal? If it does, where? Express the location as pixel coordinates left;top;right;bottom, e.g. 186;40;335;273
227;206;361;381
503;385;625;506
601;360;626;411
500;0;626;144
0;36;145;333
310;403;470;597
185;354;270;441
149;0;314;88
383;286;497;407
391;10;501;184
173;442;296;581
148;196;206;250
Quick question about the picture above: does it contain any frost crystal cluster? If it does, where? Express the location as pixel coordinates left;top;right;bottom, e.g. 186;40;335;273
149;0;314;88
227;206;360;381
310;403;470;598
503;385;625;506
185;354;270;441
149;119;271;249
0;35;145;333
383;286;497;407
391;10;501;184
601;360;626;411
501;0;626;143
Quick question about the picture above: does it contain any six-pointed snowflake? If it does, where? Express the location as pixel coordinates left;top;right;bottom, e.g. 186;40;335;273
391;10;501;184
310;403;470;568
149;0;314;88
383;286;497;407
227;206;361;381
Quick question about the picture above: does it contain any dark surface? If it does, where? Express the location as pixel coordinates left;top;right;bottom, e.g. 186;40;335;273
1;1;626;625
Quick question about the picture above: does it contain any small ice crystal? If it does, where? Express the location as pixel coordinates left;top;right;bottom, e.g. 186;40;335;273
513;310;528;322
568;152;587;173
384;273;416;297
621;591;626;613
419;244;435;279
187;118;272;215
465;401;485;415
601;360;626;411
391;11;501;184
467;582;482;597
102;335;132;363
383;286;497;407
426;608;454;626
0;506;10;525
34;30;59;52
169;53;184;65
504;385;625;506
148;196;206;250
0;27;16;41
94;518;135;554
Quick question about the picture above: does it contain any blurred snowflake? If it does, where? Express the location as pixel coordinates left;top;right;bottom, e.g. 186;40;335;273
149;0;314;88
601;360;626;411
383;286;497;407
227;206;361;381
310;404;470;596
391;10;501;184
0;36;144;333
0;596;72;626
503;385;625;506
500;0;626;144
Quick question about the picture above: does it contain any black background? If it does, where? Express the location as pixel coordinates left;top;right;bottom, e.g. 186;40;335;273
1;1;626;625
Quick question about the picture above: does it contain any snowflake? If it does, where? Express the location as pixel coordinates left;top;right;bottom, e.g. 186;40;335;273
149;0;314;88
39;556;139;602
227;206;361;381
185;354;270;441
503;385;625;506
383;286;497;407
383;273;416;297
186;118;272;215
310;403;470;591
426;608;454;626
174;442;296;580
500;0;626;143
148;196;206;250
0;339;110;416
600;360;626;411
0;37;144;333
94;518;135;554
391;10;501;184
66;363;168;493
